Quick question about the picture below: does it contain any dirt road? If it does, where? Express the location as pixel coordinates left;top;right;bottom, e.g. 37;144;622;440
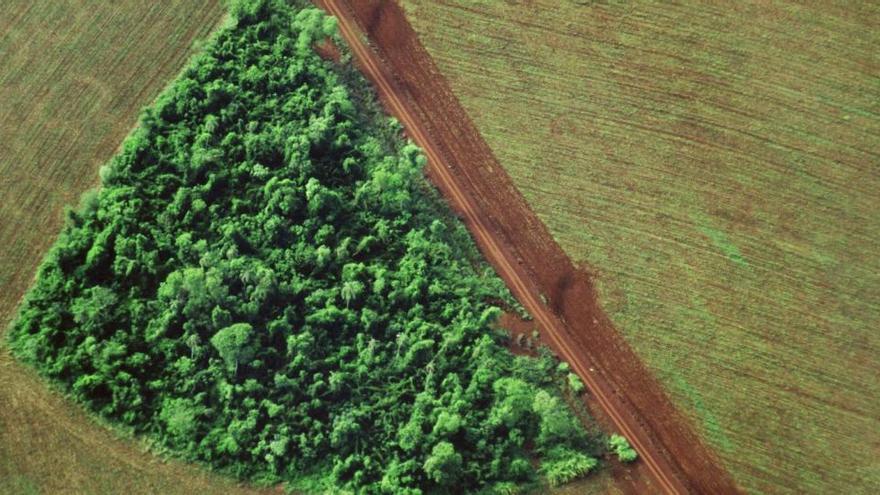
316;1;741;494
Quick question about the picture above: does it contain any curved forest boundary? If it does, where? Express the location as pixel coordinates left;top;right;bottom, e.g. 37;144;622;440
316;1;740;494
0;1;274;493
6;1;618;493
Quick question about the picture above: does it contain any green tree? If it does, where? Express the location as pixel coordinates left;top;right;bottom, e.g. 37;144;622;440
609;434;638;463
533;390;583;449
423;441;463;486
340;280;364;307
210;323;256;375
542;447;598;487
186;333;201;359
160;397;202;440
567;372;585;395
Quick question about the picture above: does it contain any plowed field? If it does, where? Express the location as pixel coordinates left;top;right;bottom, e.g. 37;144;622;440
398;1;880;493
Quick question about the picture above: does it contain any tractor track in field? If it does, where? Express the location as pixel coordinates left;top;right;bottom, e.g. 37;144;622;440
316;1;741;494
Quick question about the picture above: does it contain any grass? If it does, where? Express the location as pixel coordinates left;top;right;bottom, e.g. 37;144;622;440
0;1;274;493
399;1;880;493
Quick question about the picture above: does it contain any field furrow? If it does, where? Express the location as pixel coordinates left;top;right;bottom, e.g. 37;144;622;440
399;1;880;493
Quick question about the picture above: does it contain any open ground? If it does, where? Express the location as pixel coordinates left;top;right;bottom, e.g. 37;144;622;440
0;1;270;493
397;1;880;493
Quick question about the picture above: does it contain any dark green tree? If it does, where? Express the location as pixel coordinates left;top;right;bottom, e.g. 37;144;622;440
210;323;256;375
423;441;463;487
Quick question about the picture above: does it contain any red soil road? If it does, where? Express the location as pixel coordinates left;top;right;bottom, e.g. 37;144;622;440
315;1;741;494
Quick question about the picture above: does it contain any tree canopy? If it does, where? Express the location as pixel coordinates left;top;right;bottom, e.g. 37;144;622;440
8;1;600;492
609;434;639;463
211;322;256;375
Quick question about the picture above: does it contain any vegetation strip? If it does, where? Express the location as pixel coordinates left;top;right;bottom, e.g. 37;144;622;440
7;1;612;493
324;1;741;493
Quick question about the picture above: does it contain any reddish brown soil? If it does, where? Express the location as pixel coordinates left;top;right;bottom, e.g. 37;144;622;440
500;312;657;495
497;313;539;357
314;38;342;63
316;1;741;493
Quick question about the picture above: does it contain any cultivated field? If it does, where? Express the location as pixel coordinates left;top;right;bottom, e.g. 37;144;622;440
399;1;880;493
0;1;270;493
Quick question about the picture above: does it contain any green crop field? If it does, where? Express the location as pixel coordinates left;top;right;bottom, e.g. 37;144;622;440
0;1;270;493
400;1;880;493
